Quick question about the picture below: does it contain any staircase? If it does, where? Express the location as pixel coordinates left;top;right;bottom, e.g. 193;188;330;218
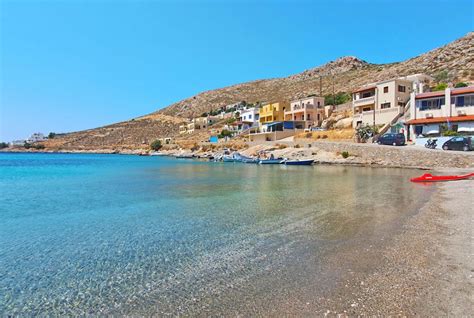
372;100;411;142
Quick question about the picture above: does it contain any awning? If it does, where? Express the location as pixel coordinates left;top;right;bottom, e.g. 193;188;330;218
422;124;439;135
407;115;474;125
457;121;474;132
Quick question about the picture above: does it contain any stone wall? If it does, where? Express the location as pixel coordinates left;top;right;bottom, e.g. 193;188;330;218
295;141;474;169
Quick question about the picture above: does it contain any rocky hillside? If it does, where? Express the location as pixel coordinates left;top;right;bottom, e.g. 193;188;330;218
42;114;185;151
44;32;473;151
159;32;473;118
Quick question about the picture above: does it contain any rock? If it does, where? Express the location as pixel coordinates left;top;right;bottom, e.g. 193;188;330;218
334;117;353;129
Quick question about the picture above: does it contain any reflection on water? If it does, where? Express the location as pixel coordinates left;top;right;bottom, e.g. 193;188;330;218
0;153;433;315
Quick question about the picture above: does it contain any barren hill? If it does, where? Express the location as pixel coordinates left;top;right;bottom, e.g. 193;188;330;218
44;32;473;151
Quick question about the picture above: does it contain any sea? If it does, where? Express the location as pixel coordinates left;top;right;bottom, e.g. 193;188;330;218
0;153;433;315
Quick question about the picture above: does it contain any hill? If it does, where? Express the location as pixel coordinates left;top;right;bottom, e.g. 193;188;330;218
43;32;473;151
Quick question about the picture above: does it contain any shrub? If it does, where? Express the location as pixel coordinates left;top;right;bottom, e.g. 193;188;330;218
277;144;287;149
324;92;351;106
433;83;448;91
294;144;301;148
150;139;162;151
190;143;200;152
341;151;350;159
321;135;328;139
33;144;45;150
443;130;459;137
305;132;312;138
0;142;8;149
355;125;377;142
454;82;468;88
24;143;32;149
434;70;449;83
48;132;56;139
218;129;233;139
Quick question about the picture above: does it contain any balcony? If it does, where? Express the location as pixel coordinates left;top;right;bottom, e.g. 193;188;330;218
353;107;402;126
353;96;376;108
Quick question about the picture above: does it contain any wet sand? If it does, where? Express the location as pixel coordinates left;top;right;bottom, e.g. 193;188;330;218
275;173;473;316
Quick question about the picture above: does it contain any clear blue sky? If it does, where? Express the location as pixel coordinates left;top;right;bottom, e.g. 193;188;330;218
1;0;472;141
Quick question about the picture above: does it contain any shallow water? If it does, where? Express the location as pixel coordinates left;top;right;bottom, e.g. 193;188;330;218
0;153;432;315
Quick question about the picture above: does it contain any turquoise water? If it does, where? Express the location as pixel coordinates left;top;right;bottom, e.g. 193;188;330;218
0;153;432;315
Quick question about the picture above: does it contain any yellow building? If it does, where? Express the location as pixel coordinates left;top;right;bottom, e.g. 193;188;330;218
259;102;288;124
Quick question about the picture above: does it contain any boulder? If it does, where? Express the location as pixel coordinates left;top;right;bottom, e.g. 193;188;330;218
334;117;353;129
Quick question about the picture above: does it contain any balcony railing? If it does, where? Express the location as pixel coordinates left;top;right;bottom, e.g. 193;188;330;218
353;96;375;107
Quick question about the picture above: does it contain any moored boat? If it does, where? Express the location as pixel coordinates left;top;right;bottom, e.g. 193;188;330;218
258;158;284;164
222;155;235;162
410;172;474;182
284;159;314;166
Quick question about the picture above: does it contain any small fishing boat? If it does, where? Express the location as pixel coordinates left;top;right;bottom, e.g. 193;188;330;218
284;159;314;166
410;172;474;183
258;158;284;165
175;154;194;159
222;155;235;162
242;158;258;164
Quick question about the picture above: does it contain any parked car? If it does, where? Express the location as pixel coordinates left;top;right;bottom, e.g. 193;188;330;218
377;133;406;146
442;136;472;151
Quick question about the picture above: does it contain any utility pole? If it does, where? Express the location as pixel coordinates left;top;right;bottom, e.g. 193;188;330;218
319;76;322;96
373;87;377;133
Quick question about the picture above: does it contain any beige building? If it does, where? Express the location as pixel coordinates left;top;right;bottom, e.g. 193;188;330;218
285;97;326;128
352;74;432;128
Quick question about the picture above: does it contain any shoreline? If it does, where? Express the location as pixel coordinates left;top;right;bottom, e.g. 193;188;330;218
305;174;473;315
2;140;473;170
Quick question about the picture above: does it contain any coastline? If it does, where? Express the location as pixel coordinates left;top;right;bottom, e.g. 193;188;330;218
2;140;473;170
280;174;473;315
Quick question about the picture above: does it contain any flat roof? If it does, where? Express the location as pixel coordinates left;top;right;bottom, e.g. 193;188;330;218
415;86;474;99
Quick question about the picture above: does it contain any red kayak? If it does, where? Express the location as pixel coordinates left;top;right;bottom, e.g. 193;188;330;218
410;172;474;183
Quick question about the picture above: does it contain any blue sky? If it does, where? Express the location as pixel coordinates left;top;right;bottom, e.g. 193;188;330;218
1;0;472;141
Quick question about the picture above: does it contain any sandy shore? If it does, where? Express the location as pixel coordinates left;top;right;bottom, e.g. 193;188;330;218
277;172;473;316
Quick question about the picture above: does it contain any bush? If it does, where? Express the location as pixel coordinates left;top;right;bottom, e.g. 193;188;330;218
433;83;448;91
150;139;162;151
276;144;287;149
218;130;233;139
24;143;32;149
33;144;45;150
0;142;8;149
341;151;350;159
434;70;449;83
454;82;468;88
324;92;351;106
294;144;301;148
48;132;56;139
443;130;459;137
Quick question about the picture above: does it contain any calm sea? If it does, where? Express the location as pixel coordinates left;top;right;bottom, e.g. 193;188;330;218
0;153;432;315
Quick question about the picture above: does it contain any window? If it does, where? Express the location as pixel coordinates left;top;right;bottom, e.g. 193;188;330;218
416;98;445;110
398;85;406;92
454;94;474;107
361;91;374;98
249;114;252;119
317;101;320;107
307;114;311;120
362;107;372;112
381;102;391;109
383;86;389;93
398;102;405;107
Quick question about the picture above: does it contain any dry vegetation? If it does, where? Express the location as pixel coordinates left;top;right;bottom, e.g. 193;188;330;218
295;128;354;141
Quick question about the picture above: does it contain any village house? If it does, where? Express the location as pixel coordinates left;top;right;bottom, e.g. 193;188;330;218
239;107;260;131
284;96;326;128
259;102;288;124
352;74;432;128
27;132;46;143
406;86;474;141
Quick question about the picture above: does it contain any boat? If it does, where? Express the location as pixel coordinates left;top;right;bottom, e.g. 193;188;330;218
150;152;166;156
284;159;314;166
410;172;474;183
258;158;284;164
222;155;235;162
242;157;258;164
175;154;195;159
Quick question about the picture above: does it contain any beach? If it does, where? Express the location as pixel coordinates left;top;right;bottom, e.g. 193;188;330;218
0;153;472;315
273;175;473;316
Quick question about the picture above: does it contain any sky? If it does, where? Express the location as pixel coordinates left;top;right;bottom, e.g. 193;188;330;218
1;0;473;141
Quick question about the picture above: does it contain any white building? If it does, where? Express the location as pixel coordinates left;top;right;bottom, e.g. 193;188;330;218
27;133;46;143
239;107;260;131
406;86;474;141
